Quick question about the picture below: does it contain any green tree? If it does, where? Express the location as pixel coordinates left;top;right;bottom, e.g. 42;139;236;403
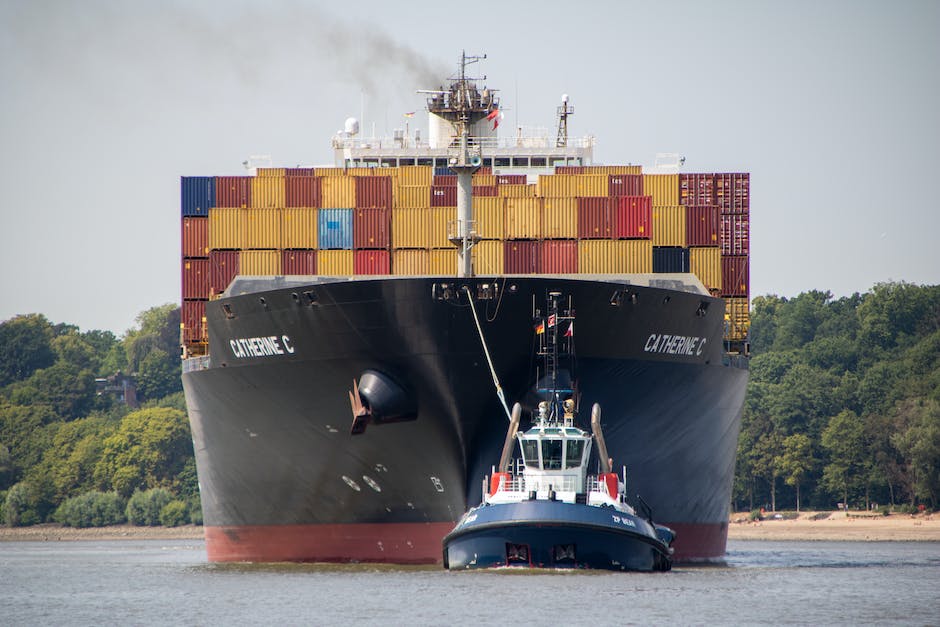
7;362;97;421
752;431;783;511
777;433;814;511
136;349;179;402
891;399;940;508
821;410;868;511
0;314;55;387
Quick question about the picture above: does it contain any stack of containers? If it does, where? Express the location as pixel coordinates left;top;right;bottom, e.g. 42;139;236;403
717;173;750;343
282;169;320;275
181;176;214;348
392;166;433;274
354;175;392;274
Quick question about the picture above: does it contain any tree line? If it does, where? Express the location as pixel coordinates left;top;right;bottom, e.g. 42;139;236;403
735;282;940;513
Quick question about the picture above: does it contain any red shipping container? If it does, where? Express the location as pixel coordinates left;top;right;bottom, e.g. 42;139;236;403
613;196;652;239
182;258;210;299
285;167;315;177
181;299;206;344
354;249;391;275
181;217;209;258
286;176;322;208
721;255;749;296
215;176;251;208
354;208;391;249
608;174;643;197
715;173;750;213
679;173;715;206
355;176;393;209
281;249;317;275
433;174;457;186
720;214;750;255
555;165;585;174
504;240;541;274
496;174;526;185
209;250;240;297
541;240;578;273
473;185;498;197
431;185;457;207
577;197;613;239
686;205;720;246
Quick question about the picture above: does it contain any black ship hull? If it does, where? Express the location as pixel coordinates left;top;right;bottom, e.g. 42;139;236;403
182;275;748;563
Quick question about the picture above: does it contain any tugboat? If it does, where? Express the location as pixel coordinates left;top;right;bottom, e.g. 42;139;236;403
443;292;675;572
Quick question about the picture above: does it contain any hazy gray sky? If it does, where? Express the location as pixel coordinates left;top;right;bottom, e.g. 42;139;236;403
2;0;938;335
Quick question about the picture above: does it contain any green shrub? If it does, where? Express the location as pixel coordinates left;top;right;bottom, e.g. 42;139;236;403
125;488;173;526
4;482;40;527
748;509;763;521
878;505;891;516
159;500;189;527
54;491;126;528
188;497;203;526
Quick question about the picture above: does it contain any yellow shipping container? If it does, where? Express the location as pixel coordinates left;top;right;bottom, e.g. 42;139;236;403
505;197;542;239
255;167;286;178
394;185;431;209
321;176;356;208
473;198;505;240
242;208;281;249
313;167;347;177
472;240;504;275
392;208;431;248
724;297;750;342
208;207;243;249
582;165;642;175
429;207;455;248
397;165;433;187
318;249;354;275
250;176;286;208
392;249;429;275
429;248;457;274
651;205;687;247
690;247;722;292
578;240;652;274
472;174;497;187
542;197;578;239
240;250;281;275
280;207;318;249
499;184;536;198
644;174;680;207
538;174;609;198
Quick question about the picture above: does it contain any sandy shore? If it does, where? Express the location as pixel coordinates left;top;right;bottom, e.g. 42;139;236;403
727;511;940;542
0;523;205;542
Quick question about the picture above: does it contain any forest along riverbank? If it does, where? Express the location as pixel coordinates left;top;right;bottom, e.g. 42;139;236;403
0;523;204;542
727;511;940;541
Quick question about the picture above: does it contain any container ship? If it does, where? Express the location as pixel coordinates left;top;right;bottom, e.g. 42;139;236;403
180;53;750;564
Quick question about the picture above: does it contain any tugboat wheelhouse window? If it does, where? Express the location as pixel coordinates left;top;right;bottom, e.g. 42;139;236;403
521;440;539;468
565;440;585;469
542;439;563;470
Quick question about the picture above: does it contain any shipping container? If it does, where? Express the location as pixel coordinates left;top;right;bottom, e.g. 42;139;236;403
538;174;608;198
720;214;750;255
392;208;431;248
181;217;209;258
541;239;578;273
318;249;354;275
321;176;356;208
281;207;318;249
715;173;750;213
505;197;542;239
182;258;210;299
181;299;207;344
430;185;457;207
554;165;585;175
498;184;536;197
397;165;433;187
472;240;504;275
613;195;652;239
208;207;243;250
473;197;505;240
578;240;652;273
724;297;750;342
679;173;715;207
256;167;286;178
354;249;391;275
181;176;215;217
651;205;686;247
392;248;429;275
281;249;317;275
215;176;251;208
433;174;457;186
652;246;690;273
429;207;454;248
504;240;540;274
690;247;722;292
721;255;749;297
284;167;315;177
249;176;286;208
240;250;281;275
473;174;496;187
643;173;679;207
355;176;393;209
354;208;391;249
208;250;239;297
428;248;456;275
473;185;498;197
577;197;613;239
243;208;281;249
608;174;643;197
542;197;578;239
318;208;354;249
581;165;643;175
285;176;321;208
496;174;527;185
313;167;347;177
686;205;720;246
394;185;431;209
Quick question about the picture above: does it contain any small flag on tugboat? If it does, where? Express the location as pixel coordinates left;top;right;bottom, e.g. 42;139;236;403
564;322;574;337
547;314;556;327
535;321;545;334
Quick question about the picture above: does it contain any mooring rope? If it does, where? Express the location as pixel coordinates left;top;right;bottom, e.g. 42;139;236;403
463;286;512;421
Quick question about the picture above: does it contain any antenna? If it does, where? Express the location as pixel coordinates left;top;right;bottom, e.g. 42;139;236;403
556;94;574;148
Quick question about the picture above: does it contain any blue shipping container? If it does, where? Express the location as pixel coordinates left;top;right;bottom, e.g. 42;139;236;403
434;167;451;177
652;246;690;273
181;177;216;217
318;208;354;249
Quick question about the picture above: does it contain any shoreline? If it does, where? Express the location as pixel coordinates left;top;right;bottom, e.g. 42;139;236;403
727;511;940;542
0;523;205;542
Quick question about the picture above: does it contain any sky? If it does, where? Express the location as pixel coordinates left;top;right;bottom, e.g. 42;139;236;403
1;0;938;335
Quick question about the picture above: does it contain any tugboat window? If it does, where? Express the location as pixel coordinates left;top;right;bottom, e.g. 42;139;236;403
542;439;563;470
565;440;585;469
521;440;539;468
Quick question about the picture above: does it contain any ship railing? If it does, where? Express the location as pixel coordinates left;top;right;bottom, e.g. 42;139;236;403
331;135;596;151
182;355;210;373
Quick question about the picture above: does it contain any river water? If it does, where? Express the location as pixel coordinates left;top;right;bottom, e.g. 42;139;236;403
2;539;939;625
